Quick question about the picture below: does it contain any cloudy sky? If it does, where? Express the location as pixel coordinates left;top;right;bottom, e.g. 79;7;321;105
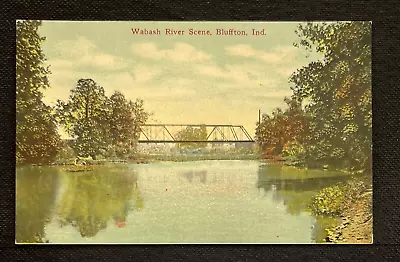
38;21;320;137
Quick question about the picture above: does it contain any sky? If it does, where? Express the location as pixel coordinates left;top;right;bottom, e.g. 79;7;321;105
38;21;320;138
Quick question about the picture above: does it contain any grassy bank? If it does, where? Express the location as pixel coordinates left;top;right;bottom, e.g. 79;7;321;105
36;153;260;168
136;153;260;162
310;177;372;243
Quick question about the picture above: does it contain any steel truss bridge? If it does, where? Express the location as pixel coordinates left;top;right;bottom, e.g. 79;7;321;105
138;124;255;143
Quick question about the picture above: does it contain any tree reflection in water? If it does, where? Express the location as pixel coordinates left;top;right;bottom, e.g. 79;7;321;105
56;165;143;238
182;170;207;184
16;166;59;243
256;164;350;242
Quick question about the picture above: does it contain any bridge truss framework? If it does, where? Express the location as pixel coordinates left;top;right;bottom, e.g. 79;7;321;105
138;124;255;143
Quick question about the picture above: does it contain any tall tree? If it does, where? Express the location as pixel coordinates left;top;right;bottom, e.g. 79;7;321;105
56;78;108;159
129;98;149;148
105;93;149;158
107;91;135;145
16;20;61;164
290;21;371;170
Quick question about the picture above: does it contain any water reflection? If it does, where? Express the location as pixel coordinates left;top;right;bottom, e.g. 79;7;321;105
257;164;351;192
56;166;143;238
16;165;143;242
16;166;59;243
17;161;353;243
182;170;207;184
256;164;351;242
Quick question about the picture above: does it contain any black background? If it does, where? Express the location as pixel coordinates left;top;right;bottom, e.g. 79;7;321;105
1;0;399;260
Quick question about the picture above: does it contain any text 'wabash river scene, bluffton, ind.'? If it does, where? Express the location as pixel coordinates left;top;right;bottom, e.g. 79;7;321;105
16;21;372;244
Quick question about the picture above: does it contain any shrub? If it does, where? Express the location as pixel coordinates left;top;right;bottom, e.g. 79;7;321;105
310;185;347;216
310;178;369;217
100;144;137;160
282;141;306;166
54;144;76;164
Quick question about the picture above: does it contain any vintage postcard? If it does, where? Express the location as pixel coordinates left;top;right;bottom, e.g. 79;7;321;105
16;21;372;244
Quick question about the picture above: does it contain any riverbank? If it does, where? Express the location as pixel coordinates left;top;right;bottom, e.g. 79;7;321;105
326;187;372;243
23;154;260;168
136;153;260;162
311;177;373;244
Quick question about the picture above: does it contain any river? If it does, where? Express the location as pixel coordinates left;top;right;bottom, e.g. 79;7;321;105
16;160;352;244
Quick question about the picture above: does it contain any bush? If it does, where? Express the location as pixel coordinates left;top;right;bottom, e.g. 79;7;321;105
282;141;306;166
310;185;347;216
54;144;76;165
100;144;137;160
310;178;369;217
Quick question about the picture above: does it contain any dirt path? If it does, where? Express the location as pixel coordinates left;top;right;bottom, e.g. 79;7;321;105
327;190;372;244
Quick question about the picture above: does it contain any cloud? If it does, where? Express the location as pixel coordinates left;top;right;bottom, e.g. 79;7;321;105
131;65;163;83
226;44;298;64
132;42;212;63
48;59;75;69
54;36;95;57
225;44;257;57
52;36;127;70
194;62;280;90
43;69;86;105
225;44;314;80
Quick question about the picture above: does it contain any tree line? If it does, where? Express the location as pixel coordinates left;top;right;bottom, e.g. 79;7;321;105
255;21;371;172
16;20;149;164
176;125;208;149
55;79;149;160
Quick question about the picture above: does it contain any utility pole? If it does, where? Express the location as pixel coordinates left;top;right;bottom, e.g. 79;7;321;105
258;109;261;125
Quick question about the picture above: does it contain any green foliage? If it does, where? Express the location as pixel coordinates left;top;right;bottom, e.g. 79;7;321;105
56;82;149;160
310;185;346;216
101;144;137;160
16;20;61;164
176;125;208;149
108;92;136;145
256;22;371;173
310;178;369;217
282;141;306;166
54;142;76;164
130;98;150;142
290;21;371;171
255;97;309;156
55;78;108;159
104;94;149;159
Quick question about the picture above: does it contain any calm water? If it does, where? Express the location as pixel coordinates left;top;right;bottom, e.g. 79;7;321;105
16;160;352;244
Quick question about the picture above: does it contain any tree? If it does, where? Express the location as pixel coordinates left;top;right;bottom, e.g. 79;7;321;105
107;91;135;145
105;93;149;158
16;20;61;164
176;125;208;149
255;97;309;157
290;21;371;170
130;98;150;148
56;78;108;159
56;82;150;159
